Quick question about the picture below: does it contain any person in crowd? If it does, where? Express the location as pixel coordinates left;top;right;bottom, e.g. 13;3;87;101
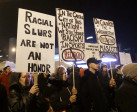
116;63;137;112
67;66;80;92
80;58;109;112
49;66;77;112
99;64;117;112
0;66;12;95
0;84;9;112
8;72;49;112
114;65;124;88
67;66;81;112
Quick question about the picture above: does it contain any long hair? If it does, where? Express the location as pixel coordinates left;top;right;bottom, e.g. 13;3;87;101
52;66;67;80
100;65;110;78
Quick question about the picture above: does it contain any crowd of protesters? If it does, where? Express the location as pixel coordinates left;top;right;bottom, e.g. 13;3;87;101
0;58;137;112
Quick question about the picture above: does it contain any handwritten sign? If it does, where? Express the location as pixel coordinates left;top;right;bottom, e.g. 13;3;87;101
56;8;85;62
16;8;55;73
93;18;118;58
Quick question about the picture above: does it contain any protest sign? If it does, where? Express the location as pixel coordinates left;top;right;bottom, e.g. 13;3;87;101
119;52;132;64
56;8;85;62
16;8;55;73
84;43;100;62
93;18;118;59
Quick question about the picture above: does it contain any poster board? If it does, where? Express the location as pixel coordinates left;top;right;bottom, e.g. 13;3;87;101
16;8;55;73
93;18;118;59
56;8;85;63
119;52;132;64
85;43;100;62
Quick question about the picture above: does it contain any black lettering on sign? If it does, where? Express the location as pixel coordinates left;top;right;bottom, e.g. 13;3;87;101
57;27;64;34
95;29;114;36
67;11;72;17
28;63;51;73
24;24;30;34
25;11;53;27
40;42;54;49
93;18;100;24
20;39;36;47
58;9;66;21
60;41;85;49
28;28;52;37
73;12;84;19
26;11;32;23
99;45;118;53
28;52;41;60
75;19;82;25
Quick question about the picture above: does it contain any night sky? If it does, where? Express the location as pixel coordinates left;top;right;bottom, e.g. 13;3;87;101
0;0;137;51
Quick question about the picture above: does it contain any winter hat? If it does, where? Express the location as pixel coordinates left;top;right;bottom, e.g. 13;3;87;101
122;63;137;79
87;58;101;66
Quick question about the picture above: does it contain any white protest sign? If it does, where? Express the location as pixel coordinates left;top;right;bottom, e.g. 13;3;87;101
56;8;85;63
85;43;100;62
93;18;118;59
119;52;132;64
16;8;55;73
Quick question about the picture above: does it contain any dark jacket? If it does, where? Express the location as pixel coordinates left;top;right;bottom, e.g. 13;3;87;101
116;79;137;112
0;84;9;112
80;69;108;112
8;83;49;112
49;79;79;112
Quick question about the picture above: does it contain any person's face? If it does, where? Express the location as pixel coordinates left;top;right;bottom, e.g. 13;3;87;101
88;63;99;70
6;67;11;73
62;70;67;81
103;66;107;72
19;73;31;87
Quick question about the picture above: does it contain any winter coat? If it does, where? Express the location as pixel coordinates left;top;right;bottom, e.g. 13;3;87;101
0;84;9;112
49;79;79;112
116;79;137;112
0;72;12;95
80;69;108;112
8;83;49;112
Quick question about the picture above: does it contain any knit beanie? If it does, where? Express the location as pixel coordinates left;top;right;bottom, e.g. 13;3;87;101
122;63;137;79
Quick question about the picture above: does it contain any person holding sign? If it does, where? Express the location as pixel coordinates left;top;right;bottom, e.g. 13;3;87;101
8;72;49;112
49;66;77;112
99;64;118;111
80;58;109;112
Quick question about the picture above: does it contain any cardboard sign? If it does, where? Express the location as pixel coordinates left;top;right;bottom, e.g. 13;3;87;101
16;8;55;73
85;43;100;62
93;18;118;59
56;8;85;62
119;52;132;64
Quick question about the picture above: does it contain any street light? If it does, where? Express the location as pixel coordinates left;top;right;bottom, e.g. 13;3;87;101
87;36;93;40
101;58;117;62
11;48;16;52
